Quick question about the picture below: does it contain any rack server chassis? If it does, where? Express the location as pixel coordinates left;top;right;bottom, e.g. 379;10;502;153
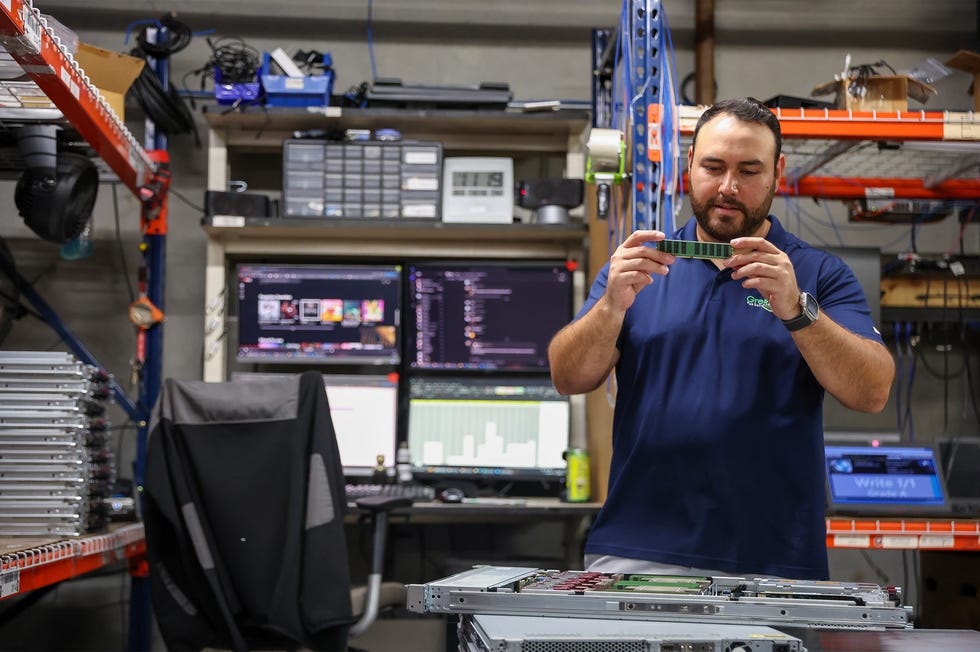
407;566;912;631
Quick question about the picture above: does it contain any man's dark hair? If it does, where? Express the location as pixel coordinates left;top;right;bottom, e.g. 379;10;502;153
691;97;782;167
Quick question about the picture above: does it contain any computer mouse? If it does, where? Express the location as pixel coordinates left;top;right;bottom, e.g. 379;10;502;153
438;487;465;503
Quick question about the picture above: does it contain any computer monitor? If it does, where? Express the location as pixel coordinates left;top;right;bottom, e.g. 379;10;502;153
236;263;401;365
323;373;399;477
936;436;980;515
407;376;569;482
824;443;951;516
406;261;573;371
232;371;399;478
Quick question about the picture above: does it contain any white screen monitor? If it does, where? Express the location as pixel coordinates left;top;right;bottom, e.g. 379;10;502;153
323;373;399;477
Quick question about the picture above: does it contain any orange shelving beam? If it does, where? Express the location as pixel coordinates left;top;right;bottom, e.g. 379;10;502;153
672;107;980;199
0;0;154;196
1;524;146;598
825;517;980;551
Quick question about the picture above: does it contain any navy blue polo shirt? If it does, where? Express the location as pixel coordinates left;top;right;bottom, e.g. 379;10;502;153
580;216;881;580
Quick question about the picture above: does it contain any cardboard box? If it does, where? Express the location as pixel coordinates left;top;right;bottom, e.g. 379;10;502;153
945;49;980;111
811;74;936;112
73;43;144;121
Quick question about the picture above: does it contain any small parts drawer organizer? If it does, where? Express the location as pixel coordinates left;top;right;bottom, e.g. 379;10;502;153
282;139;442;220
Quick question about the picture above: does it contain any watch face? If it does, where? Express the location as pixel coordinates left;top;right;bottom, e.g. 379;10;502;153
802;292;819;320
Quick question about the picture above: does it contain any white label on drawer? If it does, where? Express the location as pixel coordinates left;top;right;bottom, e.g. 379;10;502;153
403;204;436;218
881;535;919;549
918;535;955;548
404;177;438;191
944;114;980;140
865;187;895;198
832;534;871;548
404;151;437;165
1;570;20;598
211;215;246;227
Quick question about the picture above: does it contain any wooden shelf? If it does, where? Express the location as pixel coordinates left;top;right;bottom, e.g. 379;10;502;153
0;523;145;599
204;106;591;154
203;216;587;259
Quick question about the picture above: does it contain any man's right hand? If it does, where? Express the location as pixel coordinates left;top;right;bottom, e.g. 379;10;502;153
605;230;674;314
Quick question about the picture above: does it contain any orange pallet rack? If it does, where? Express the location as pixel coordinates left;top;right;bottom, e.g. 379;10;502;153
669;106;980;200
1;524;146;599
826;516;980;551
0;0;155;195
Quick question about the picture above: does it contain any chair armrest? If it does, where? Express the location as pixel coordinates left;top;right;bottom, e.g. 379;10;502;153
354;495;413;512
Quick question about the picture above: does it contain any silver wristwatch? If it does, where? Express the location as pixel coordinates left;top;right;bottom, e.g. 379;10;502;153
781;291;819;332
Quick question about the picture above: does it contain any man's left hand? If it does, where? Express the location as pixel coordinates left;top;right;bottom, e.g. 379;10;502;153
724;236;802;321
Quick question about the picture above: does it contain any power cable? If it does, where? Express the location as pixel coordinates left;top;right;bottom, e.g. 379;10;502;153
111;184;136;304
168;187;205;214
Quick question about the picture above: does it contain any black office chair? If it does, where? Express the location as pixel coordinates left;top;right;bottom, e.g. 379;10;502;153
143;370;408;651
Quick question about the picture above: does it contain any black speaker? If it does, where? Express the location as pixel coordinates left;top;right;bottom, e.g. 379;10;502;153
515;178;584;210
205;190;272;218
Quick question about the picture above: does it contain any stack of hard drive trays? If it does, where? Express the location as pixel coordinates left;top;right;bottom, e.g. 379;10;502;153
0;351;114;537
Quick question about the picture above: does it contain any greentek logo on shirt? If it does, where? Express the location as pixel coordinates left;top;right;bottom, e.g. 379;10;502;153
746;295;772;313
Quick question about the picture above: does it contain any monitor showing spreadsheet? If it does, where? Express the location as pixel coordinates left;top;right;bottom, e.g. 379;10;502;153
407;376;569;481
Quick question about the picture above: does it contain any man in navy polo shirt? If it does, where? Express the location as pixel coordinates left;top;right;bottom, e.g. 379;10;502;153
548;97;895;580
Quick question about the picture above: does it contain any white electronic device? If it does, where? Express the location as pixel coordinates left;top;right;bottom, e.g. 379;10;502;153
441;157;514;224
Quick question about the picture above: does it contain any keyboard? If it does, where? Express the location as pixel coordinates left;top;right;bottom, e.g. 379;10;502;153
345;482;436;503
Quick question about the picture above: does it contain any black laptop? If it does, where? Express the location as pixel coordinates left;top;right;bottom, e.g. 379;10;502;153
824;443;952;517
937;437;980;516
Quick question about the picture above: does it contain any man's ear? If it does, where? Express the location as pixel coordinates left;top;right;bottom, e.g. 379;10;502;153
775;152;786;184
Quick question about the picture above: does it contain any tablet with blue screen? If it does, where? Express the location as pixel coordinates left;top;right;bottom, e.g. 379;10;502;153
824;443;951;517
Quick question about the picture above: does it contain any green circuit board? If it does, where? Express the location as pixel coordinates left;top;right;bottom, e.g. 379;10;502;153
656;239;733;260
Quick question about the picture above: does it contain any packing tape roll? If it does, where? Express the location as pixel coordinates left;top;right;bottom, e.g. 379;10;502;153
588;128;623;172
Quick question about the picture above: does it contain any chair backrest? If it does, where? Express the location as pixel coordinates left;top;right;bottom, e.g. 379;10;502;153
144;370;353;651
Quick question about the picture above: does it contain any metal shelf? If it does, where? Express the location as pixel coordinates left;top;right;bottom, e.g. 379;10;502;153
673;106;980;200
0;523;145;599
0;0;154;195
826;517;980;551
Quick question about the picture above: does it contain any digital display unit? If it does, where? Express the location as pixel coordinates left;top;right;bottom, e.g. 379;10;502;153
407;261;573;371
232;372;399;477
407;376;569;481
237;263;400;364
824;443;950;516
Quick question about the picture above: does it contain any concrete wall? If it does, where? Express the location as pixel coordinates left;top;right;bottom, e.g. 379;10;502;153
0;2;977;645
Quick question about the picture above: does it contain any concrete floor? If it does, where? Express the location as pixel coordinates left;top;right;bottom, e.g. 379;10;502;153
0;567;448;652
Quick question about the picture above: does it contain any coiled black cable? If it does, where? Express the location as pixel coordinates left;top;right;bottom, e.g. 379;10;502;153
127;14;199;142
134;13;192;59
129;63;197;140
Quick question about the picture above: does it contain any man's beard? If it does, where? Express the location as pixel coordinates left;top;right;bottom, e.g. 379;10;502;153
691;183;777;241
